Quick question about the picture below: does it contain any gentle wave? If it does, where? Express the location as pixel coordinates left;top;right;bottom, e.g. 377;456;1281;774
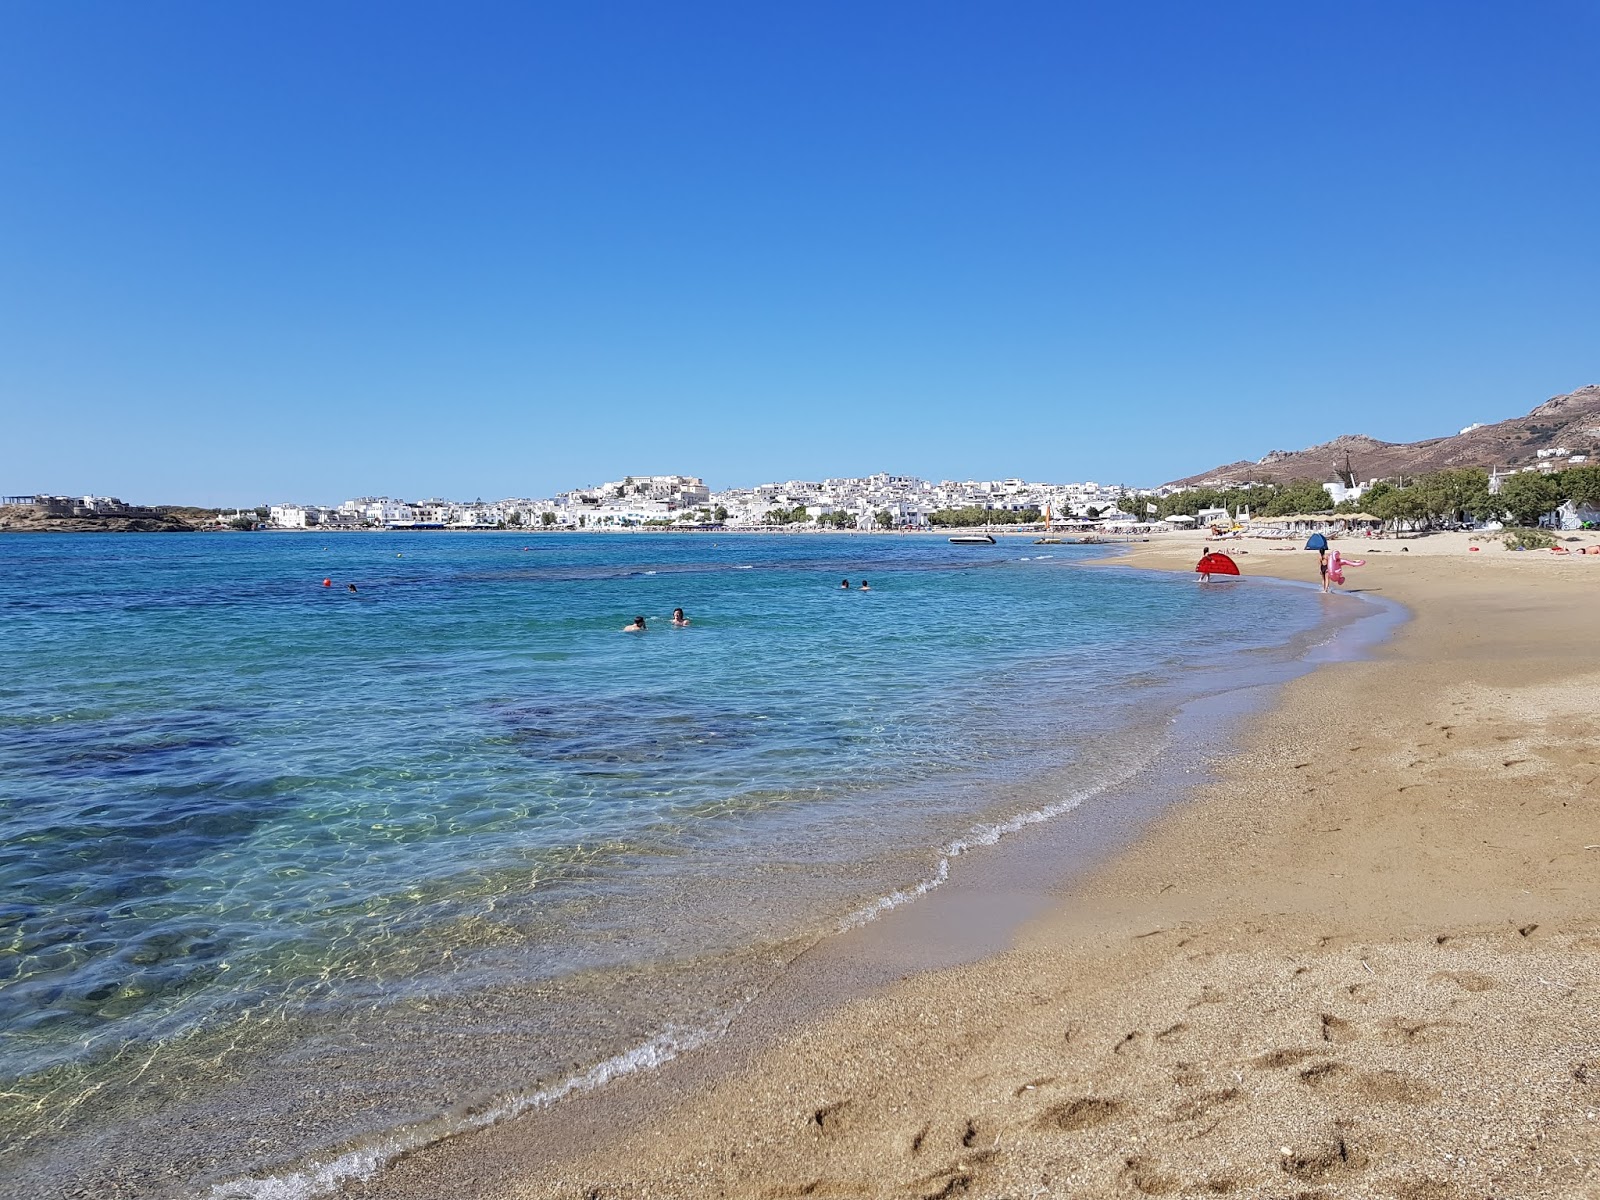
838;723;1175;933
200;1016;734;1200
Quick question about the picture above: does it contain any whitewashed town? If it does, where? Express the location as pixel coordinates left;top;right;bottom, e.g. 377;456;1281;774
254;473;1146;531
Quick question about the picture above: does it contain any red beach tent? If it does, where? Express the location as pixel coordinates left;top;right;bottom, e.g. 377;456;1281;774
1196;552;1240;576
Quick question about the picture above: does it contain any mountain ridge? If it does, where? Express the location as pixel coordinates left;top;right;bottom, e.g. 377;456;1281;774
1165;385;1600;488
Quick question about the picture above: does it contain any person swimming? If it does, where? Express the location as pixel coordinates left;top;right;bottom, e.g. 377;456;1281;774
347;583;358;593
840;579;850;589
859;580;870;590
672;608;691;626
623;616;646;632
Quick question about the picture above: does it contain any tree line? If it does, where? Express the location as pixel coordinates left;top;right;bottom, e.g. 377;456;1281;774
926;506;1043;527
1126;465;1600;530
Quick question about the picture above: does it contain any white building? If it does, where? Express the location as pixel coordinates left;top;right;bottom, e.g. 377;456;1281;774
339;498;415;525
1323;481;1366;505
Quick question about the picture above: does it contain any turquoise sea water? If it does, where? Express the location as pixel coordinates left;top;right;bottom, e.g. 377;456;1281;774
1;532;1338;1197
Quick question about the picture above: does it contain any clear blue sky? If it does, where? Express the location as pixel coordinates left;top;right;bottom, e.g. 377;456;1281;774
2;2;1596;505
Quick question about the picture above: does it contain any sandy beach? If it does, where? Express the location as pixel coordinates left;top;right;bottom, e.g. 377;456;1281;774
352;531;1600;1200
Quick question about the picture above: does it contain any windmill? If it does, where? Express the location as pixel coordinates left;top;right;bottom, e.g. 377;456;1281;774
1333;448;1357;490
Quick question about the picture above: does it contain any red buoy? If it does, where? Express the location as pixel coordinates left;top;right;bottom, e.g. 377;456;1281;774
323;578;332;587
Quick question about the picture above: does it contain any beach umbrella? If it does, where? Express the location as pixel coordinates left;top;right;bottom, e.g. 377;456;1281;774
1196;552;1240;576
1304;533;1328;551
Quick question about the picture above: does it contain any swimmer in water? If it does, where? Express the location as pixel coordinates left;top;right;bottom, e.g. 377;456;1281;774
623;616;646;632
672;608;690;626
859;580;870;591
347;583;358;593
840;579;850;589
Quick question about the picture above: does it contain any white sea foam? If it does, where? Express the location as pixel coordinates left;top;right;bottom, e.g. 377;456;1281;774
838;856;950;929
200;1020;728;1200
837;751;1159;934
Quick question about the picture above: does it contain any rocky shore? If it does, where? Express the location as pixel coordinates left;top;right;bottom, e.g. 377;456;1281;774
0;505;198;533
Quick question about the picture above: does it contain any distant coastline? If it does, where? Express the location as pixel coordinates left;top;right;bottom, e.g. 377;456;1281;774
0;505;196;534
0;512;1150;545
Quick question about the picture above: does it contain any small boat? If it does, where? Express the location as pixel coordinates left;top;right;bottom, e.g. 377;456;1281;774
1033;505;1062;544
949;533;996;544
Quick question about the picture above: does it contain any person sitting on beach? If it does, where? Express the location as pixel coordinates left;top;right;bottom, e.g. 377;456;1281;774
671;608;691;626
840;579;850;589
859;580;870;591
623;616;647;632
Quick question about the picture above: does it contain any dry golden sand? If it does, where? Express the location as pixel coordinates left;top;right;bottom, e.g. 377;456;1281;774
366;535;1600;1200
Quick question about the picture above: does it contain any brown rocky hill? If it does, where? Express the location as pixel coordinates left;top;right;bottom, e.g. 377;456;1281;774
0;505;197;533
1166;384;1600;488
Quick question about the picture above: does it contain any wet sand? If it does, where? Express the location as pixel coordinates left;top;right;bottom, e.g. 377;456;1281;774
356;534;1600;1199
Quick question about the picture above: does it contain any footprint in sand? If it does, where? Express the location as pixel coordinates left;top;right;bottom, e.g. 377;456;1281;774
810;1099;854;1136
1112;1030;1147;1057
1121;1155;1179;1195
1319;1013;1358;1043
1167;1087;1242;1123
1252;1047;1325;1070
1280;1128;1368;1183
1036;1096;1124;1132
1430;970;1495;992
1382;1017;1452;1045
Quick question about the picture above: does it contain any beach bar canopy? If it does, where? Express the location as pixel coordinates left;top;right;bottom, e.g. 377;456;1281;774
1163;514;1198;525
1247;513;1384;533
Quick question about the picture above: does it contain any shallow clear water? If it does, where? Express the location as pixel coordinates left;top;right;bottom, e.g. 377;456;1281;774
0;532;1334;1197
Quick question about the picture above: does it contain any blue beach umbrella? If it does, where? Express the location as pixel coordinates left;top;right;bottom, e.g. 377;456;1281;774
1304;533;1328;551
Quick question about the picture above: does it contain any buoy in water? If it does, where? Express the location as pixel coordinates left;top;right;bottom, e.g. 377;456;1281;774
322;578;331;587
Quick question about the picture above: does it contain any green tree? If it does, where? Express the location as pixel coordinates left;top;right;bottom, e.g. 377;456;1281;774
874;509;894;529
1497;471;1561;528
541;511;556;526
1555;465;1600;507
1425;468;1493;524
1259;480;1332;517
714;505;728;522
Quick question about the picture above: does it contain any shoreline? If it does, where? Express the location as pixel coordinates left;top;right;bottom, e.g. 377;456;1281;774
348;534;1599;1198
300;549;1374;1197
1;538;1331;1200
